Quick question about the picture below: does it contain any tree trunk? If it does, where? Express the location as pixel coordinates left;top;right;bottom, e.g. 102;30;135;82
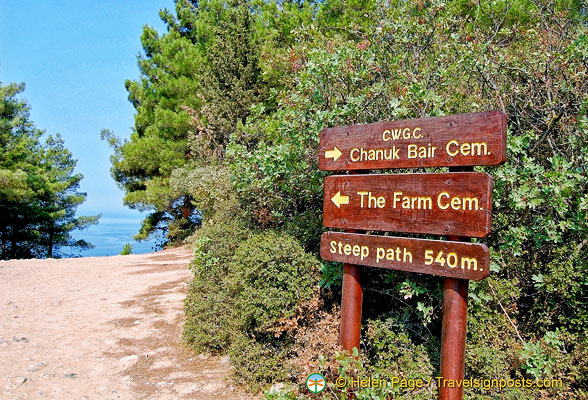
10;236;16;259
181;196;192;219
47;223;54;258
1;231;6;260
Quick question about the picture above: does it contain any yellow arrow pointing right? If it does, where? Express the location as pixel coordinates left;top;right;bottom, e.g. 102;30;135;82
331;191;350;208
325;147;342;162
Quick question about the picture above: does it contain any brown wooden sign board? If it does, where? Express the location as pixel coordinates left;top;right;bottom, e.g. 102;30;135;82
323;172;493;237
321;232;490;281
319;110;506;170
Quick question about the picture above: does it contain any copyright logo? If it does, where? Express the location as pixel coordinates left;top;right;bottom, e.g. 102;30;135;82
306;373;326;393
336;377;347;388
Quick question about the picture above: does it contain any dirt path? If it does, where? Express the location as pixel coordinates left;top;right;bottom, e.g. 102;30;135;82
0;247;252;400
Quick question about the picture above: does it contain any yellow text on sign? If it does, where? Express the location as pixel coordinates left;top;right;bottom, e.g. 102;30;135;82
352;191;483;211
328;241;482;271
329;241;370;260
376;247;413;263
381;127;423;141
446;140;490;157
424;250;481;271
345;130;491;163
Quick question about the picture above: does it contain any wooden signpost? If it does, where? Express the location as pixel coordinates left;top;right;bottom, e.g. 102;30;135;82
319;111;507;400
319;110;506;170
323;172;493;237
320;232;490;281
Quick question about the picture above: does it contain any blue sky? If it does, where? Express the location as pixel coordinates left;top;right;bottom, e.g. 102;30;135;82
0;1;175;255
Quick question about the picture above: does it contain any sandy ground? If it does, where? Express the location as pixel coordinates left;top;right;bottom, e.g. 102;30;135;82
0;247;252;400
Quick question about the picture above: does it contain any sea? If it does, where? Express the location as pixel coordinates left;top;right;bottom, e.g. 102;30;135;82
66;216;162;258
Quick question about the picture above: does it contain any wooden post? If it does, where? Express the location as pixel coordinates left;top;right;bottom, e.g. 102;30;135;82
340;262;363;352
439;270;469;399
439;166;473;400
339;166;364;353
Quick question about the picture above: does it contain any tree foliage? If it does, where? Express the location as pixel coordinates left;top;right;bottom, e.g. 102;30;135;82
0;82;99;259
113;0;587;397
104;0;271;243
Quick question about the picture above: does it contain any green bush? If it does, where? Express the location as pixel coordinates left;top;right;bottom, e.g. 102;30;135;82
229;333;293;391
184;227;321;391
120;243;133;255
228;230;320;390
229;230;319;335
183;218;250;352
182;163;252;352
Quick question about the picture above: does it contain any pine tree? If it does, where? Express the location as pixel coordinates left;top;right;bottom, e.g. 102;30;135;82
0;81;99;259
104;0;266;242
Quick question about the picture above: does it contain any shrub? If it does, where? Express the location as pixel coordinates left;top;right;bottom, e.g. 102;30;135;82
229;231;320;334
120;243;133;255
228;231;321;389
183;218;250;352
184;227;321;391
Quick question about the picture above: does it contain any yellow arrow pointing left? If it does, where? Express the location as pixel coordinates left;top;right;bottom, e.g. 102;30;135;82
331;191;350;208
325;147;342;162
